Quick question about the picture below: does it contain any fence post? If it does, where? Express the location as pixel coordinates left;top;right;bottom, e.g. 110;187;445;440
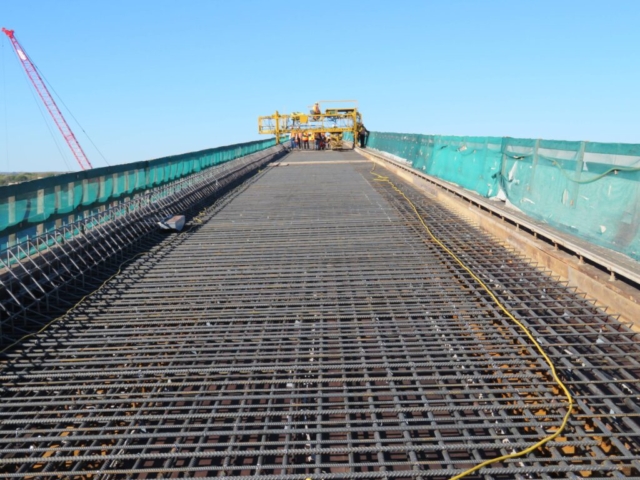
569;141;586;208
36;189;45;235
528;139;541;194
8;195;15;226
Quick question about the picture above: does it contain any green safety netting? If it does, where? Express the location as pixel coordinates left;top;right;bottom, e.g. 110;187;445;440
365;132;640;261
0;138;277;239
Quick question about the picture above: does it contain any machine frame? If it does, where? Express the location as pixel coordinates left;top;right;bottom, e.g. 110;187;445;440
258;100;363;147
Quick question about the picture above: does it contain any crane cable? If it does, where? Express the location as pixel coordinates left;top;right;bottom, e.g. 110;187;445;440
369;162;574;480
33;61;111;167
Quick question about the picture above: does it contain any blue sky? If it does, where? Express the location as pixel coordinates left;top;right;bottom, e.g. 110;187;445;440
1;0;639;171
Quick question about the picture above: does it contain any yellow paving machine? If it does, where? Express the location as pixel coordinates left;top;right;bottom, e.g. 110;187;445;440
258;100;362;149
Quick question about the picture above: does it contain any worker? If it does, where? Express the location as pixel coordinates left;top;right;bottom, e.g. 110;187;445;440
296;130;303;150
314;132;322;150
310;102;321;121
358;124;369;148
291;133;297;150
302;131;310;150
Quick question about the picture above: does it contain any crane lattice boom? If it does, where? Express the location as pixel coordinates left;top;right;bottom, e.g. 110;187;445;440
2;28;93;170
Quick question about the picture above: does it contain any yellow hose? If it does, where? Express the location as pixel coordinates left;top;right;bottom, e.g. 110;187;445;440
369;164;573;479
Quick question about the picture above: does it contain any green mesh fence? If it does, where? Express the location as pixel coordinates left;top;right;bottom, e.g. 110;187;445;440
365;132;640;261
0;138;277;242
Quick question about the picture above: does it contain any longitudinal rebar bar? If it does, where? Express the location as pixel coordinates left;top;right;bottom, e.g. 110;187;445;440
0;150;639;479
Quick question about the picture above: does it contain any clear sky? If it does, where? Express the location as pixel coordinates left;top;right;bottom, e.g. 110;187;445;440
1;0;639;172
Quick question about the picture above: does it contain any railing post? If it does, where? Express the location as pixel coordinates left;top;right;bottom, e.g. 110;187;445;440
569;141;586;208
8;195;15;226
36;189;45;235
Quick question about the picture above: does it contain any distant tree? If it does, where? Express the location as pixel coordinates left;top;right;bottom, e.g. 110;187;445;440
0;171;63;186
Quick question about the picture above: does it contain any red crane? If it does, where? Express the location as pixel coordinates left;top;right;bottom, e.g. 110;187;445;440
2;27;93;170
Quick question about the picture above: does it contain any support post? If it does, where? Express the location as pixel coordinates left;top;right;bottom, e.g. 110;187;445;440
7;195;15;226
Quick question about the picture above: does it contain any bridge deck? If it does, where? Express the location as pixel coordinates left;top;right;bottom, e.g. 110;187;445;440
1;150;639;478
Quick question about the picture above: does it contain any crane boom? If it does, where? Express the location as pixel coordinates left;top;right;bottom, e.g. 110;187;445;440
2;28;93;170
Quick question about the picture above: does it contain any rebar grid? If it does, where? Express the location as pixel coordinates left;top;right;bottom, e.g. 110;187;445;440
0;151;639;479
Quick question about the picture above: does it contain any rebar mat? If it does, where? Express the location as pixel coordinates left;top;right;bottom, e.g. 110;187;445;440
0;150;639;479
